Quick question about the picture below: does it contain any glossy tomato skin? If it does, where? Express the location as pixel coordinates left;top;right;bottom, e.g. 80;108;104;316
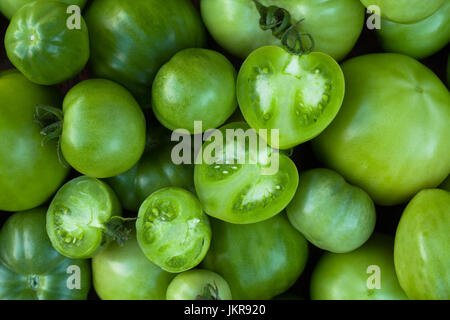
0;70;69;212
287;168;376;253
0;0;86;20
166;269;233;300
310;233;408;300
394;189;450;300
106;138;194;212
360;0;444;24
237;46;345;149
85;0;206;105
194;122;299;224
202;213;309;300
152;48;237;133
0;208;91;299
376;2;450;59
61;79;146;178
313;53;450;206
201;0;365;61
5;1;89;85
92;231;175;300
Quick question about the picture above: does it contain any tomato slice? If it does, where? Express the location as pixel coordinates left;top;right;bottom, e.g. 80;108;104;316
136;187;211;273
194;122;299;224
237;46;344;149
46;176;122;259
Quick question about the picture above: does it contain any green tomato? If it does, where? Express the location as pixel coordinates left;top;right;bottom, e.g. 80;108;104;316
106;132;194;212
93;231;175;300
0;70;69;212
85;0;206;105
201;0;365;61
152;48;237;133
287;168;376;253
440;175;450;192
361;0;444;24
0;0;86;20
61;79;146;178
202;213;309;299
5;1;89;85
46;176;122;259
0;208;91;299
237;46;345;149
136;187;211;273
376;2;450;60
447;53;450;87
310;233;408;300
194;122;299;224
166;269;232;300
312;53;450;206
394;189;450;300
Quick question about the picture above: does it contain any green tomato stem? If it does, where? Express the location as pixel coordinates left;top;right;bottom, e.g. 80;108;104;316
103;216;136;247
252;0;314;55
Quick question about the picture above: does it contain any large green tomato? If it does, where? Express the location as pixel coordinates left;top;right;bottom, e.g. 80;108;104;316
5;1;89;85
0;70;69;212
361;0;444;24
166;269;233;300
0;208;91;299
201;0;365;61
0;0;86;20
85;0;206;105
310;233;408;300
376;2;450;59
61;79;146;178
46;176;122;259
194;122;299;224
152;48;237;133
106;129;194;212
237;46;345;149
287;168;376;253
136;187;211;273
394;189;450;300
202;213;309;299
313;54;450;206
92;231;175;300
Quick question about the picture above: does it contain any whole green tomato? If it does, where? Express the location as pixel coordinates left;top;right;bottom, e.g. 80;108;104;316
394;189;450;300
360;0;444;23
236;46;345;149
166;269;233;300
313;53;450;206
0;208;91;299
0;0;86;20
287;168;376;253
0;70;69;212
202;213;309;299
152;48;237;133
310;233;408;300
136;188;211;273
5;1;89;85
92;231;175;300
376;2;450;59
201;0;365;61
60;79;146;178
106;131;194;212
85;0;206;105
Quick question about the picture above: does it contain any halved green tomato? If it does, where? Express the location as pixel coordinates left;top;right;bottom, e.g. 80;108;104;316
136;187;211;273
361;0;444;24
194;122;299;224
46;176;122;259
237;46;345;149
